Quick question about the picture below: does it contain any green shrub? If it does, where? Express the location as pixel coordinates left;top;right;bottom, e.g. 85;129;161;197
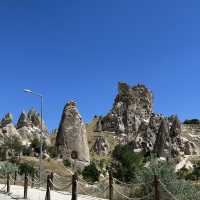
183;119;200;125
112;144;144;182
31;137;46;154
63;159;71;167
0;162;18;174
82;162;100;183
18;162;36;176
47;146;58;158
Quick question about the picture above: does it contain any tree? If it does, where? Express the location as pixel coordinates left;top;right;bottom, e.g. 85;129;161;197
82;162;100;183
0;162;18;175
112;144;144;182
31;137;46;154
18;162;36;177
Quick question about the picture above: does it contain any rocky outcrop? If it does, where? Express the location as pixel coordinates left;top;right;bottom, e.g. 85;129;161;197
56;101;90;169
0;109;49;147
98;82;153;138
96;82;198;158
16;111;31;129
16;109;49;145
93;136;109;155
0;113;13;128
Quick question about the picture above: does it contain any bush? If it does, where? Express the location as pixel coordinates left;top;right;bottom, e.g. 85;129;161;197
22;146;32;156
31;137;47;154
112;144;144;182
0;162;18;174
47;146;58;158
63;159;71;167
18;162;36;177
82;162;100;183
183;119;200;125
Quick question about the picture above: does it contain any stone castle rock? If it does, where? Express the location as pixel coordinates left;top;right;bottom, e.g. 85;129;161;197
96;82;198;158
100;82;153;137
56;101;90;169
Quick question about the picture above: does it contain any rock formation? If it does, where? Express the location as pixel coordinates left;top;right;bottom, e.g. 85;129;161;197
96;82;198;158
0;109;49;147
0;113;13;128
56;101;90;169
16;109;49;145
93;136;109;155
99;82;153;137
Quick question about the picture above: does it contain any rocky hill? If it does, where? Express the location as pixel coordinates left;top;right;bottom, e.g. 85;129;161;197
93;82;200;159
0;109;49;147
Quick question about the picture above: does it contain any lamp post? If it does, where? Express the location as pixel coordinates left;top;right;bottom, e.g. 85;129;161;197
24;89;43;185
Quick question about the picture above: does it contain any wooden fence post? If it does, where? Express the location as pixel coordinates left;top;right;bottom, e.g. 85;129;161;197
50;172;54;190
31;175;34;188
6;173;10;193
109;169;113;200
153;175;160;200
71;173;78;200
45;174;51;200
24;172;28;199
14;171;17;185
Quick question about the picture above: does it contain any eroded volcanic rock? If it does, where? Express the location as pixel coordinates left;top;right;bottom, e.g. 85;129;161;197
16;109;49;145
56;101;90;169
98;82;153;137
0;113;13;128
93;136;109;155
96;82;198;158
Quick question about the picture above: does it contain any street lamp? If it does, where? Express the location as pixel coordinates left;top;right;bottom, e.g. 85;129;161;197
24;89;43;185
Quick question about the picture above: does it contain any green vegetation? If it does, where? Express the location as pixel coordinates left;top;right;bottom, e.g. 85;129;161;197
112;144;144;182
47;145;58;158
136;157;200;200
63;159;71;167
3;136;23;155
82;162;100;183
18;162;36;176
0;162;18;174
31;137;47;154
183;119;200;125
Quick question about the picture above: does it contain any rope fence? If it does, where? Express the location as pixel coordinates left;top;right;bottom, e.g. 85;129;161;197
0;169;198;200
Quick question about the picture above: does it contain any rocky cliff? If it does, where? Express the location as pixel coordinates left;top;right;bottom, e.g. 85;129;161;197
95;82;199;158
56;101;90;169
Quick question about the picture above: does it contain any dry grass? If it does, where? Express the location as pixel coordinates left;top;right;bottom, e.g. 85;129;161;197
19;156;72;176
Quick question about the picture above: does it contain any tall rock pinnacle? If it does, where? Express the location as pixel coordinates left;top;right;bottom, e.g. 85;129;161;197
56;101;90;169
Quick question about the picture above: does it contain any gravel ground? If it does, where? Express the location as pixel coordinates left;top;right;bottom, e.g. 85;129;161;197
0;184;106;200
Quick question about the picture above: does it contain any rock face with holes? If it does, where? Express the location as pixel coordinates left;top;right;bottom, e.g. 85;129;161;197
98;82;153;137
96;82;199;158
56;101;90;169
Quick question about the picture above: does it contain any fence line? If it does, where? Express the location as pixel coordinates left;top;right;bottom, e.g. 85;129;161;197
0;169;197;200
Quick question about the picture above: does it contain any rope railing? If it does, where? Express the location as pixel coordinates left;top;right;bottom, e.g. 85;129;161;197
113;177;146;187
113;184;153;200
1;170;191;200
78;180;109;195
78;183;109;198
159;180;180;200
49;179;72;191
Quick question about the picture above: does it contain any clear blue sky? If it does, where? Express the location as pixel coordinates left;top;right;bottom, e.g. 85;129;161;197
0;0;200;130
